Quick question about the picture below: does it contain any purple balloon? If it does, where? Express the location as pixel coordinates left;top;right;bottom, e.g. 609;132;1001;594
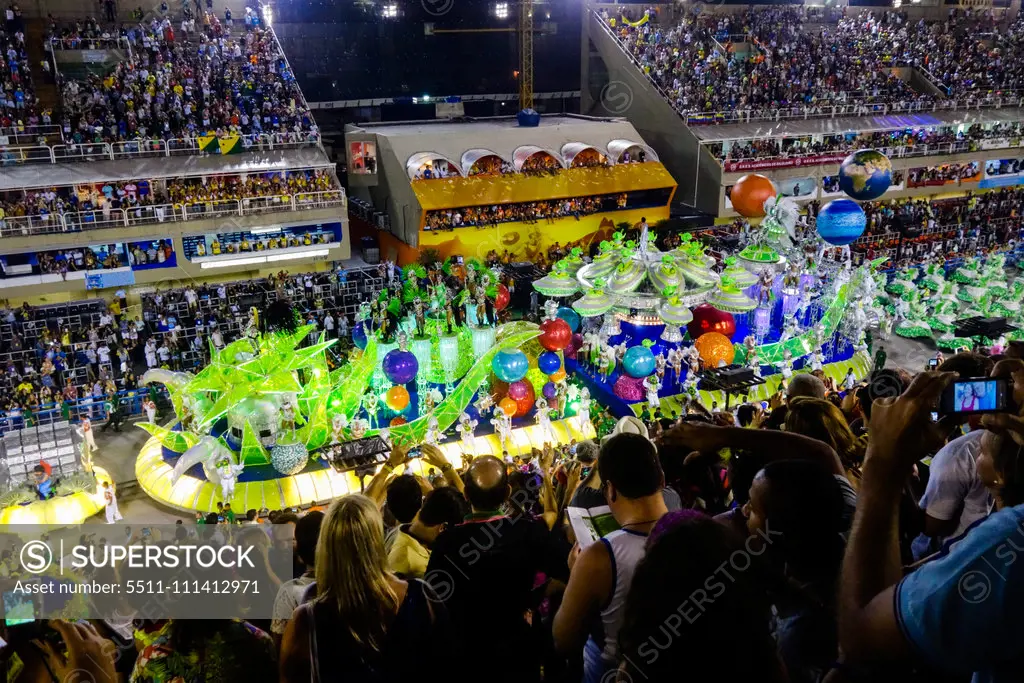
382;349;419;385
542;382;557;400
508;380;529;401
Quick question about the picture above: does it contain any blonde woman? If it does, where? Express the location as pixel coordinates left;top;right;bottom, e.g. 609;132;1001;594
279;495;451;683
785;396;868;486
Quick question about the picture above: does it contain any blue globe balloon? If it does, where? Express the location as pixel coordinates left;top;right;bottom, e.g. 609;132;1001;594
538;351;562;375
492;349;529;383
557;306;581;333
816;199;867;246
622;345;656;378
352;322;368;350
838;149;892;201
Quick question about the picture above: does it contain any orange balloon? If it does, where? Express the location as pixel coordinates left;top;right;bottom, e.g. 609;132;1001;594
390;416;407;427
385;385;410;411
549;367;567;383
730;174;776;218
499;397;518;417
694;332;736;368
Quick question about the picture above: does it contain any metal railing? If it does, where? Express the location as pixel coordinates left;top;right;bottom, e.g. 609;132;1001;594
0;132;323;166
48;36;130;51
713;139;1004;166
0;190;346;237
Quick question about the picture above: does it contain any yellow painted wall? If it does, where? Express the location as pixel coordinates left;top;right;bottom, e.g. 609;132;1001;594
415;206;670;265
411;163;677;212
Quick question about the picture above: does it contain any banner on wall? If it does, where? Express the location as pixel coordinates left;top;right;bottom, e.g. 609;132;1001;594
723;153;847;172
218;135;244;155
197;135;218;153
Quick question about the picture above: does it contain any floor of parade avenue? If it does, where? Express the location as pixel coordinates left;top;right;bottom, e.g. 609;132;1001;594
85;332;938;525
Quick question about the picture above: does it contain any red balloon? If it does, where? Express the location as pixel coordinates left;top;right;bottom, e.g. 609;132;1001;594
513;381;535;418
494;284;510;311
389;416;407;427
730;174;776;218
687;304;736;340
539;318;572;351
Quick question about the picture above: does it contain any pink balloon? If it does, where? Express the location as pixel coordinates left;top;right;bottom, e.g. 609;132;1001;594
564;333;583;361
507;380;529;401
613;375;645;402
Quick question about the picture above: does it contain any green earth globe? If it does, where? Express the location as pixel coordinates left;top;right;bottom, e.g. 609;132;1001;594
838;149;892;201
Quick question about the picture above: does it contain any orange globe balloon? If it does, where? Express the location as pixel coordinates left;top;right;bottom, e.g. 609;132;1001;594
694;332;736;368
389;416;407;427
385;385;410;412
730;174;776;218
549;367;566;383
499;397;518;417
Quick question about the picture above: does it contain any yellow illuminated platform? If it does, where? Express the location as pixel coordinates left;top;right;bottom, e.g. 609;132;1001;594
0;466;115;526
136;418;596;513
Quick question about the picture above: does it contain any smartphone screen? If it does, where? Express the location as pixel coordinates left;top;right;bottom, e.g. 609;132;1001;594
941;377;1009;414
928;358;939;368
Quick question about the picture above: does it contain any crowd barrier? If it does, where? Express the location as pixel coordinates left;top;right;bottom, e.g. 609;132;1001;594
0;190;345;238
0;386;170;435
715;140;999;168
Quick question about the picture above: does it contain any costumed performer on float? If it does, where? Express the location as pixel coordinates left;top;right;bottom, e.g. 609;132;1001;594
644;375;662;411
576;388;593;434
456;412;478;456
103;480;123;524
535;397;555;444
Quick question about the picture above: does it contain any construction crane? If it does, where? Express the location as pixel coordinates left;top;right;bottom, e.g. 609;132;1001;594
519;0;534;111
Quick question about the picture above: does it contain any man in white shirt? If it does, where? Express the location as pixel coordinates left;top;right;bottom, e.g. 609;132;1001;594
913;429;992;560
323;313;334;337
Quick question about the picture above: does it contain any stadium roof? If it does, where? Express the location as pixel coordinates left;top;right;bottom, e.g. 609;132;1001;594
347;115;657;168
0;148;333;191
690;107;1024;142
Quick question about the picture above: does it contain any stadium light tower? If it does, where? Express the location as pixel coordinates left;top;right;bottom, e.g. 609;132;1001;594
519;0;534;110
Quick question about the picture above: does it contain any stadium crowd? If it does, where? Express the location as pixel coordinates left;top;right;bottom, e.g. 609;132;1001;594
609;5;1024;123
12;342;1024;683
53;13;317;144
0;3;37;130
425;193;626;230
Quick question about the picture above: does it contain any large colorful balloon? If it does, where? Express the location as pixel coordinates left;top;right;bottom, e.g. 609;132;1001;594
499;397;518;417
549;367;567;383
816;198;867;246
513;381;535;417
539;318;572;351
557;306;581;332
838;149;892;201
495;284;510;311
382;349;418;385
538;351;562;375
492;349;529;383
564;333;583;361
542;382;557;399
352;322;368;350
384;385;410;411
687;304;736;340
623;345;656;378
389;416;407;427
507;380;530;401
694;332;735;368
730;174;776;218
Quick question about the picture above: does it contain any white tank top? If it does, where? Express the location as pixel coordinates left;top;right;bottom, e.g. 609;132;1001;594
591;528;650;663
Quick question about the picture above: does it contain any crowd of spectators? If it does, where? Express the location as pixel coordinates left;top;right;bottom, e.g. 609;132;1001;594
708;122;1024;163
424;193;623;230
609;6;1024;124
22;341;1024;683
1;2;37;131
52;12;317;144
165;169;339;205
907;161;981;187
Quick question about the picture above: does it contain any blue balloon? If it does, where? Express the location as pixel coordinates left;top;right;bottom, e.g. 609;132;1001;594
382;349;419;385
622;345;656;378
352;322;368;350
492;349;529;383
557;306;581;333
816;199;866;246
538;351;562;375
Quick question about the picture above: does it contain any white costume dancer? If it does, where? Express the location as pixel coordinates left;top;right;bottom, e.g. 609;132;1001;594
491;406;512;453
215;456;245;502
102;482;122;524
350;418;369;440
777;350;795;382
330;413;349;444
144;398;157;424
810;348;825;372
644;375;662;410
80;417;97;451
424;414;442;446
456;412;478;456
576;388;593;434
535;398;555;443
